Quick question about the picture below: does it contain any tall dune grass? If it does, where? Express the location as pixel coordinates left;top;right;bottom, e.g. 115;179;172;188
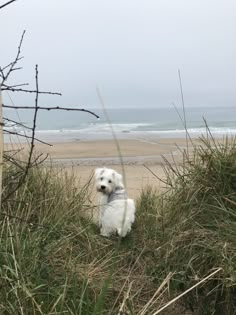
152;135;236;314
0;162;174;314
1;134;236;314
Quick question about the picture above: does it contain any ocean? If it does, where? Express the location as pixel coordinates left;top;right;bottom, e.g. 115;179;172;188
4;106;236;142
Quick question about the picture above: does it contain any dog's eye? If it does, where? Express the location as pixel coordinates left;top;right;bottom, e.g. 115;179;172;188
100;177;103;181
108;180;112;183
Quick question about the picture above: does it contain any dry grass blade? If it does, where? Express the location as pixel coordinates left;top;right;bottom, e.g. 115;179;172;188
139;272;173;315
117;281;134;315
152;268;222;315
178;69;189;155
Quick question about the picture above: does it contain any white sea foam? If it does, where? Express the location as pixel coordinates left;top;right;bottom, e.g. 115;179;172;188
155;127;236;135
33;125;236;135
34;123;151;134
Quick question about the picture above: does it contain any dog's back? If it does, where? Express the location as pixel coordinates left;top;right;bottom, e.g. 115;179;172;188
100;198;135;237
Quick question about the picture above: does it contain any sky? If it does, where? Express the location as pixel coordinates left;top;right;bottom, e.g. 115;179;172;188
1;0;236;109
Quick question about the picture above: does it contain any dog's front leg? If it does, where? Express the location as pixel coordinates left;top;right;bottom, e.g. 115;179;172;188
99;206;105;227
98;195;107;227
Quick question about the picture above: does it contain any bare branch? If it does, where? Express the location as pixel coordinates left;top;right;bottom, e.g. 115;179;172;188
1;30;100;205
1;57;24;72
2;83;29;89
4;130;52;146
25;64;39;177
0;68;5;79
2;152;49;202
4;117;32;130
4;147;24;155
32;152;49;166
2;86;62;96
4;150;48;169
2;66;51;203
3;153;25;171
3;104;99;118
1;30;25;84
0;0;17;10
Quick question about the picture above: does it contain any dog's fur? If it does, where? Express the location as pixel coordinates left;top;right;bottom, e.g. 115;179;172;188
95;167;135;237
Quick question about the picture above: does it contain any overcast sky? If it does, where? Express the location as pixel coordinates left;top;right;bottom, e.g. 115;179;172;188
1;0;236;108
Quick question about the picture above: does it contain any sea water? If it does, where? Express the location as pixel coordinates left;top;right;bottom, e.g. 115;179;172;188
4;106;236;142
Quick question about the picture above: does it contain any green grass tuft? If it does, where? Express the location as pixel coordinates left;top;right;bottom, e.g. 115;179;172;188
155;135;236;314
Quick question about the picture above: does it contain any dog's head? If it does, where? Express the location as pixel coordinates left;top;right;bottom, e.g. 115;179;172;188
95;167;124;195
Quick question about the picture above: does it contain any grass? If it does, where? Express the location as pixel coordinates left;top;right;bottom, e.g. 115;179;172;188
154;135;236;314
0;134;236;314
0;160;171;314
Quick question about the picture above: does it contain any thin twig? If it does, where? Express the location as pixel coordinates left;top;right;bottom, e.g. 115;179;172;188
4;150;48;168
2;86;61;96
1;30;25;84
1;59;23;72
3;104;99;119
3;154;25;171
25;64;39;178
4;117;32;130
0;0;17;10
4;130;52;146
2;83;29;89
32;152;49;166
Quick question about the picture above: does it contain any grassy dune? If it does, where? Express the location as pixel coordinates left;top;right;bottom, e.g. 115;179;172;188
0;135;236;314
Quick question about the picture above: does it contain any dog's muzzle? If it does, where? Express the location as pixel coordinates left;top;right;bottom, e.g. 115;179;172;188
97;185;108;193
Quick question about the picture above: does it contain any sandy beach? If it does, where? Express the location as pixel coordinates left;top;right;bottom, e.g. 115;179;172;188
5;137;191;200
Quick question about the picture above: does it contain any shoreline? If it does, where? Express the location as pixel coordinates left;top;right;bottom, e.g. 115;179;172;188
5;137;189;200
4;128;232;145
5;134;231;200
4;131;189;145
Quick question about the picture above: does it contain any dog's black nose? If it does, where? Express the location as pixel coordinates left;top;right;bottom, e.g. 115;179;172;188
101;185;106;190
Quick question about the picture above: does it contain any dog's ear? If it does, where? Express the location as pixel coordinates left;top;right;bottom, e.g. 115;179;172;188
113;172;124;189
95;168;105;179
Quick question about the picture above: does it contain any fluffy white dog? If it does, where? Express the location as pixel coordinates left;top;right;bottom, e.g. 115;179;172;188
95;167;136;237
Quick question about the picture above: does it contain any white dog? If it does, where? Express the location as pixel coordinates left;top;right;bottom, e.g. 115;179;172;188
95;167;136;237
